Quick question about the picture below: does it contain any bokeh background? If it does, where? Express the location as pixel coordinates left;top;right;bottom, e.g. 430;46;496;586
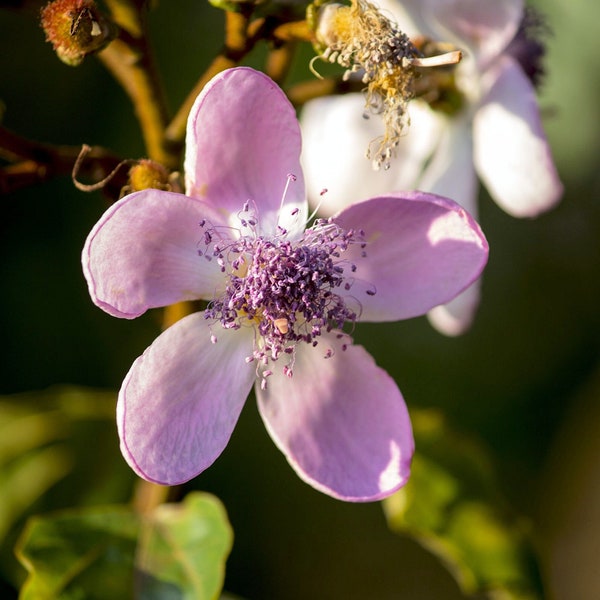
0;0;598;598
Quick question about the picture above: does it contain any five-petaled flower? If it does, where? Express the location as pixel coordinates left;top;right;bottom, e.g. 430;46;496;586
82;67;488;501
301;0;563;335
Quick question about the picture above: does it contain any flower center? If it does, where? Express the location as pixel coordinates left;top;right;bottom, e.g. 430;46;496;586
200;206;369;387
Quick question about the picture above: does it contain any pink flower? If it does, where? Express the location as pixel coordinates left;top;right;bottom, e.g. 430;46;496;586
301;0;563;335
82;67;488;501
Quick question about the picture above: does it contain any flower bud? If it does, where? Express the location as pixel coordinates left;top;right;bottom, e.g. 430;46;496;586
127;160;171;193
40;0;116;66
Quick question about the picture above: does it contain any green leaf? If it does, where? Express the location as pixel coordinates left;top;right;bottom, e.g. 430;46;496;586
136;492;234;600
383;409;544;600
15;506;140;600
15;493;233;600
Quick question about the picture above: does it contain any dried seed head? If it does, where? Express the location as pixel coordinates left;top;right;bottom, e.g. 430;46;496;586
310;1;462;170
312;0;420;170
40;0;115;66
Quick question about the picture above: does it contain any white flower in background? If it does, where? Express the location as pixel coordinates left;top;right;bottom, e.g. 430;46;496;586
301;0;563;335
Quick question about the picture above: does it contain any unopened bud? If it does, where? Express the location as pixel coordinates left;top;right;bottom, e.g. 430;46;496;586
40;0;116;66
127;160;171;193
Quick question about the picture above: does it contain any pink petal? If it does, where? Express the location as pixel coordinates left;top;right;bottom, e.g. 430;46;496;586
83;190;226;318
420;0;523;70
473;57;563;217
184;67;307;238
417;120;482;335
427;277;482;335
117;312;256;485
332;192;488;322
300;95;443;217
256;330;413;502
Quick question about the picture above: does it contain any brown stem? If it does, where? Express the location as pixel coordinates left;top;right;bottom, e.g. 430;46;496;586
98;2;176;168
265;41;298;85
103;0;145;38
132;479;172;515
271;20;313;43
0;126;125;196
285;77;362;107
98;41;174;167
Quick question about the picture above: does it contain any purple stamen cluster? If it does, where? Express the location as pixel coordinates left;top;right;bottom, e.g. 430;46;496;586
201;210;369;386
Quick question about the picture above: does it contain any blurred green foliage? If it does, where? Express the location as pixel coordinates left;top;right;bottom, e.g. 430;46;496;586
384;409;543;599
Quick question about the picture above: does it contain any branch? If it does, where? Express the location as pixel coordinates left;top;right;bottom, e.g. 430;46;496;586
0;126;125;197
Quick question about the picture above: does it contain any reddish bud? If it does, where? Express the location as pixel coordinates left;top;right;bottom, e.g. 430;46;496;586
40;0;115;66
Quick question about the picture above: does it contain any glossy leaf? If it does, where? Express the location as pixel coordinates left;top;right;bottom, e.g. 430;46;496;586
136;492;233;600
383;408;544;600
15;493;233;600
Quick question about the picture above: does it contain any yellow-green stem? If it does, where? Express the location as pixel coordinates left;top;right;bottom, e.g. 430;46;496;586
98;40;176;168
265;41;297;85
286;76;361;107
104;0;144;38
132;479;171;514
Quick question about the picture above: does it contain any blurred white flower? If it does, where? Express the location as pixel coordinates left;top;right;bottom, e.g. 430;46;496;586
301;0;563;335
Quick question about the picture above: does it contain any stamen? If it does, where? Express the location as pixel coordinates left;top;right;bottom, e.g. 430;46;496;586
203;200;373;379
278;173;297;214
403;50;462;68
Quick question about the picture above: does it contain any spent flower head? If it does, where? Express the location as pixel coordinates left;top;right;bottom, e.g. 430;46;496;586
82;67;488;501
309;0;461;170
40;0;115;66
301;0;563;335
310;0;419;169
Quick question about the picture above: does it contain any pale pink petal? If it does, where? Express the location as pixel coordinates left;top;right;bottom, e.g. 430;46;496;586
82;190;226;319
301;95;443;217
419;0;523;70
418;120;483;335
427;277;482;335
256;330;413;502
473;57;563;217
333;192;488;322
184;67;307;237
117;312;256;485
